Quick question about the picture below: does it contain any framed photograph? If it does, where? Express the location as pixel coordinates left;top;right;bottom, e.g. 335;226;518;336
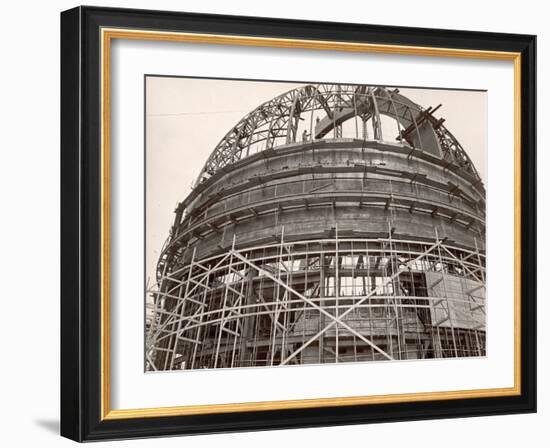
60;6;536;441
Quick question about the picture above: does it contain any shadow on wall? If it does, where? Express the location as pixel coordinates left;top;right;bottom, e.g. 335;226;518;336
33;419;59;435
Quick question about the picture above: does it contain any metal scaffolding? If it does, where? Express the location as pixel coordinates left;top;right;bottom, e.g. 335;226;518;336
146;234;485;370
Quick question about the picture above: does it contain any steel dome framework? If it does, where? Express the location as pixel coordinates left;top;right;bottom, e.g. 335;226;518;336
146;83;486;371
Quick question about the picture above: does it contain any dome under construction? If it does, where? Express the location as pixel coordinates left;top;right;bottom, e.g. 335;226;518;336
146;83;486;371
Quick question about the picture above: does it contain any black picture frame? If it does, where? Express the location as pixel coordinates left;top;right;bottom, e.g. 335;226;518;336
61;5;536;442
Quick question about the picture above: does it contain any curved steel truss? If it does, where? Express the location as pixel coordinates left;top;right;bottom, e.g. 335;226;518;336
198;84;481;184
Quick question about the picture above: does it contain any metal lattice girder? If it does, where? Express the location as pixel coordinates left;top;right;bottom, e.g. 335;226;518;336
197;85;481;183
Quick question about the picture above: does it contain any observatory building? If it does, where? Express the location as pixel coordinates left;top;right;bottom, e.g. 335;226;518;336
146;84;486;371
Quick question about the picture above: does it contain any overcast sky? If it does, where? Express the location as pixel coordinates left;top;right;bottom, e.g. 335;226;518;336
145;77;487;285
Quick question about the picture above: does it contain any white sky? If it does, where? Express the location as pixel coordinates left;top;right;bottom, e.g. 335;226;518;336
145;77;487;285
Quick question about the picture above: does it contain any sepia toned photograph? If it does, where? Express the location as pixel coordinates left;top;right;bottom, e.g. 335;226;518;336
144;77;487;372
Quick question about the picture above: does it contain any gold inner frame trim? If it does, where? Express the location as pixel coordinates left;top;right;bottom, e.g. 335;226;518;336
100;27;522;421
